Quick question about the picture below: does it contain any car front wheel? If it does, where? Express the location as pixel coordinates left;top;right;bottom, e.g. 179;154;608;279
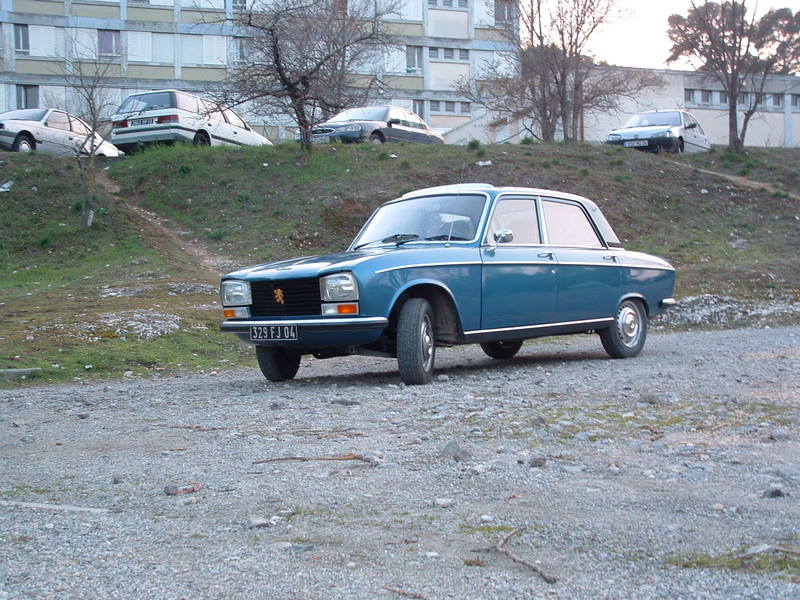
480;340;523;359
396;298;435;384
255;346;301;382
12;134;34;152
599;299;647;358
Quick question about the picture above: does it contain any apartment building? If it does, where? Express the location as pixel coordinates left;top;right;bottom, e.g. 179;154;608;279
0;0;514;139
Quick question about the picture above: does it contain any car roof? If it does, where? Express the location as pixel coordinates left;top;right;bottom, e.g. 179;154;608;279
400;183;621;246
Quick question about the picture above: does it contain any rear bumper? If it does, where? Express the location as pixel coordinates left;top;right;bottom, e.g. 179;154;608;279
111;125;194;148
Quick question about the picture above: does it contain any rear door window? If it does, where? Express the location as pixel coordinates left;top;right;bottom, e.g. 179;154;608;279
176;93;200;113
542;199;603;248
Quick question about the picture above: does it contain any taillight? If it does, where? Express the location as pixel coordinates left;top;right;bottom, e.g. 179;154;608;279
112;120;127;128
157;115;179;124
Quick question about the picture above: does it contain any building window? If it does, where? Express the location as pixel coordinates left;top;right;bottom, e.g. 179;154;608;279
406;45;422;72
458;0;468;6
428;0;436;6
232;0;247;10
773;93;783;107
461;102;470;114
16;85;39;109
459;49;469;60
737;92;748;106
700;90;712;104
444;48;454;60
413;99;425;119
495;0;514;24
719;91;728;104
430;100;440;112
443;0;452;6
14;24;29;55
684;89;695;103
98;30;121;57
792;94;800;107
445;101;455;112
429;47;439;58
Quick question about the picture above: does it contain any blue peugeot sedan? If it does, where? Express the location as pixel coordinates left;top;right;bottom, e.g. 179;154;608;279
220;184;676;384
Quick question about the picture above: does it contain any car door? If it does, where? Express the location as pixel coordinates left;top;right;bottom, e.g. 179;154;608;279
684;114;709;152
385;107;411;142
39;110;74;155
540;197;620;323
197;99;228;145
222;107;256;146
68;115;94;154
480;195;558;330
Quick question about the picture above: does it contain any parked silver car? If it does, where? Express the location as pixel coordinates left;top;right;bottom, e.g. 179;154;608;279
0;108;122;157
606;110;710;154
111;89;271;152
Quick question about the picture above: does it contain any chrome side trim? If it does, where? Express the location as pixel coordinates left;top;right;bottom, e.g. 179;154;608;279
660;298;678;307
465;317;613;336
374;262;482;274
221;316;388;329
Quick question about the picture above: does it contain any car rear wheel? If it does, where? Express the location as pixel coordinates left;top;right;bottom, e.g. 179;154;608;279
193;131;211;146
480;340;523;359
255;346;301;382
370;133;384;144
12;134;34;152
396;298;435;384
599;299;647;358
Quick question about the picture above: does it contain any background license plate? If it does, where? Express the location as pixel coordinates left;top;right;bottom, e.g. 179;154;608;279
624;140;648;147
250;325;298;341
131;118;155;126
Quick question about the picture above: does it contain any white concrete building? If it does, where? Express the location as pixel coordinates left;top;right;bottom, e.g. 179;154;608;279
0;0;514;139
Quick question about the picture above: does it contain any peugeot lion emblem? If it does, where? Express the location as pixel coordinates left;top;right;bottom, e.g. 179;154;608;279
273;288;285;304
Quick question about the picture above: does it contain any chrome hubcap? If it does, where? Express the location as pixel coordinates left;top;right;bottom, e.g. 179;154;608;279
421;315;434;370
618;303;641;347
19;141;31;152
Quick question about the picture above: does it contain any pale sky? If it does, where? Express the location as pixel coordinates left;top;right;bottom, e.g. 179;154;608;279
589;0;800;70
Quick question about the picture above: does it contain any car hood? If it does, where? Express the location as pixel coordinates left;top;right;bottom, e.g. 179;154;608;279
609;125;674;138
223;250;383;280
314;120;382;130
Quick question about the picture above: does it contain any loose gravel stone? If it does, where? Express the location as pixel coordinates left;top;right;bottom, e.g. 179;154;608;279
1;325;799;599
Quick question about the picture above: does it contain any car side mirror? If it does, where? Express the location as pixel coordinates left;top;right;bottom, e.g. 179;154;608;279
686;122;696;129
388;118;400;127
494;229;514;244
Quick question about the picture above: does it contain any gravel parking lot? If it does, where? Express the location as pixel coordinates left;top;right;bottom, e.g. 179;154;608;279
2;325;799;599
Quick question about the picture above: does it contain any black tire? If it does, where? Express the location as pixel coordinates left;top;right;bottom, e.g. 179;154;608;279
480;340;523;360
673;139;684;154
193;131;211;146
12;134;34;152
396;298;435;385
369;133;384;144
255;346;301;382
599;299;647;358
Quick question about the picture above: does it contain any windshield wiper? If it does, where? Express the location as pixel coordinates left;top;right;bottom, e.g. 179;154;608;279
424;234;469;241
353;233;419;251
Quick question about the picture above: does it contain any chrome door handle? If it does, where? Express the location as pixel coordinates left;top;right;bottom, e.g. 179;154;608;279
538;252;554;259
603;255;617;261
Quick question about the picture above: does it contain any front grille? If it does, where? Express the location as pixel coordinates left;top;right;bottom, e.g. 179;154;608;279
312;127;335;134
250;278;321;317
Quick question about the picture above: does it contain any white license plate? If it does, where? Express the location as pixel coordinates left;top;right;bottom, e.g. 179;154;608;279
250;325;298;341
130;118;155;127
624;140;648;147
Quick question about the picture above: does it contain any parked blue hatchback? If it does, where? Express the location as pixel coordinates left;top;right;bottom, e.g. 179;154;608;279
220;184;676;384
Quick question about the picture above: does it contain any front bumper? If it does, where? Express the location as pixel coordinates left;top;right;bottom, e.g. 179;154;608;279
220;316;388;349
605;138;679;153
0;129;18;150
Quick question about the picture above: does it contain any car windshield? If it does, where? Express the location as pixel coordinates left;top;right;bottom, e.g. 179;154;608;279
329;107;389;123
352;194;487;249
623;111;682;128
0;108;48;122
117;91;176;113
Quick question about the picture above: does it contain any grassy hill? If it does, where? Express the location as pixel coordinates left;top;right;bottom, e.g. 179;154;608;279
1;142;798;385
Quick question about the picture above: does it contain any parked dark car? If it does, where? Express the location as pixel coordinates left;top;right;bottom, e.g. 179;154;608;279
606;110;710;153
219;184;676;385
301;106;444;144
0;108;122;156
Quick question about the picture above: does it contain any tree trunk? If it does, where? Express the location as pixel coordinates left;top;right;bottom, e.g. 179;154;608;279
728;98;742;152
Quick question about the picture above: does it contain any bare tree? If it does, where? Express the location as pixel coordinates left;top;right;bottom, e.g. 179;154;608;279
222;0;398;150
668;2;800;152
459;0;660;142
46;35;120;227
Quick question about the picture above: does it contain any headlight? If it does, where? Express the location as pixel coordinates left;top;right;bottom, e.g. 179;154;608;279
652;130;673;138
337;124;362;133
220;280;252;306
320;272;358;301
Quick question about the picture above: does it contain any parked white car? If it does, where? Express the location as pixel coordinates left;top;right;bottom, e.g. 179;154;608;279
111;89;271;151
0;108;122;157
606;110;711;154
